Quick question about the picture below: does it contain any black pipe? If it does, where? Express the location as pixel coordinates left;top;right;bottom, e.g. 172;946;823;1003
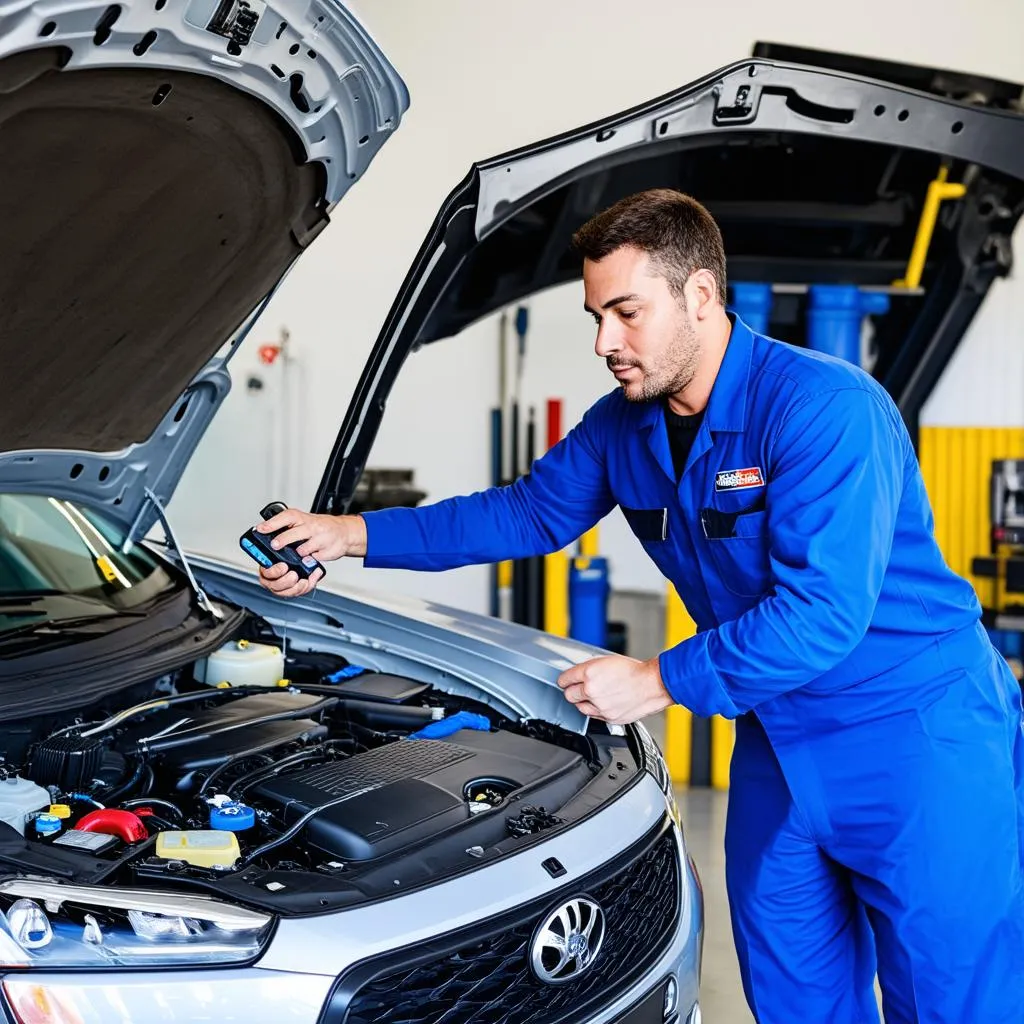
101;760;147;805
335;701;437;730
197;753;275;798
119;797;185;823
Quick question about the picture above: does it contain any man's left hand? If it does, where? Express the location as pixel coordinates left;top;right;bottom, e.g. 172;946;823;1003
557;655;674;725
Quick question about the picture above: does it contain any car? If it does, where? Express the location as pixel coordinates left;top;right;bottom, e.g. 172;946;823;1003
0;2;700;1023
2;2;1024;1022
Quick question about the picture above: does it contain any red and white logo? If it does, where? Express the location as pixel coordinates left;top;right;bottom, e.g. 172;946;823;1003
715;466;765;492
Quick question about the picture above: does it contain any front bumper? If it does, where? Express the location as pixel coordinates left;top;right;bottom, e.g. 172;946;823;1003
1;774;703;1024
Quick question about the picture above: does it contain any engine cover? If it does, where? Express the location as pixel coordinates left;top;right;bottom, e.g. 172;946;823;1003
252;729;582;862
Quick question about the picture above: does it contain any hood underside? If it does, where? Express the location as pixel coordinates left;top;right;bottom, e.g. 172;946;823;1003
0;47;323;455
314;46;1024;512
0;0;407;531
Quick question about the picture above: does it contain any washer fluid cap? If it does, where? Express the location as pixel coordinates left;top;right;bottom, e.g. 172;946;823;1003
34;813;62;836
209;802;256;832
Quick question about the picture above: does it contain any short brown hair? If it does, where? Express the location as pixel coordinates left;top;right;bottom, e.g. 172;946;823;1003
572;189;727;306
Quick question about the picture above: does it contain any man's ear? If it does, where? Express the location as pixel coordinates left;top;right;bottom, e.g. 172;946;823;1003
687;269;720;320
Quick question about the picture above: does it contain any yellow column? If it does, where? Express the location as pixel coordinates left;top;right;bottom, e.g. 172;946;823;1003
579;527;600;558
544;550;570;637
663;587;696;785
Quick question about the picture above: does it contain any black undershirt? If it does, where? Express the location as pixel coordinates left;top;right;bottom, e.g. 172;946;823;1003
664;404;705;481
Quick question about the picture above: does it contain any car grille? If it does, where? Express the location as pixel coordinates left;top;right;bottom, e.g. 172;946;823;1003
322;819;680;1024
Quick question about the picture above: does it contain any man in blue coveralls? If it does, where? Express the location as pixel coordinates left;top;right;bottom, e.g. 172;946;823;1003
256;189;1024;1024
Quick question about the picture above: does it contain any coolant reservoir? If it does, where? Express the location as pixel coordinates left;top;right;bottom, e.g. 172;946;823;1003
194;640;285;688
0;777;51;835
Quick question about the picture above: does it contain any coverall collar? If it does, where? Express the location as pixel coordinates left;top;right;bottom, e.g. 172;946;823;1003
637;313;754;481
703;312;753;434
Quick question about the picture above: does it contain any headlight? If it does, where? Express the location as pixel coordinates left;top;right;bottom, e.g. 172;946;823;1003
634;723;684;832
0;880;272;969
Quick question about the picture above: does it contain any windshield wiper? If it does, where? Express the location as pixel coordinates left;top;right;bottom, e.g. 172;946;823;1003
0;590;63;602
0;610;148;644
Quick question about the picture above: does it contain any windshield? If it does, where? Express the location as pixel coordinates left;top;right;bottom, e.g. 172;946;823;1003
0;494;175;633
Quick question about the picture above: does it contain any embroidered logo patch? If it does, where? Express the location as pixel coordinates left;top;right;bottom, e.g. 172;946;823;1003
715;466;765;492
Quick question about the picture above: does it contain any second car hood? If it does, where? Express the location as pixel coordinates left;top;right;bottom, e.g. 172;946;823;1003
314;45;1024;513
0;0;406;531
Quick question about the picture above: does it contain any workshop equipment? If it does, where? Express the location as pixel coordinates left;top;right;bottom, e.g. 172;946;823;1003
543;400;570;638
505;307;547;631
491;311;511;619
569;556;610;647
971;459;1024;667
806;284;890;366
730;282;774;333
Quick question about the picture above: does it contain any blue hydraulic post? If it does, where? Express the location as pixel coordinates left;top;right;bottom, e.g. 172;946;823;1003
806;284;890;366
730;282;774;334
569;556;610;648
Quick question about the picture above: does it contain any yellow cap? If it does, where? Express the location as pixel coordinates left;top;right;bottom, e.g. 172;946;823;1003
275;678;290;688
237;639;250;649
215;680;231;689
48;804;71;820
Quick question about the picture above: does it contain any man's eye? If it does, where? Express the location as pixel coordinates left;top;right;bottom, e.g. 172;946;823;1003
620;310;639;320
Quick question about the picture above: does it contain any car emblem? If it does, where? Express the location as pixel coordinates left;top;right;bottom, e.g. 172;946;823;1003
530;896;605;984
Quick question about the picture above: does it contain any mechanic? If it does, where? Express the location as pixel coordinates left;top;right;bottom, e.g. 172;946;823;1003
254;189;1024;1024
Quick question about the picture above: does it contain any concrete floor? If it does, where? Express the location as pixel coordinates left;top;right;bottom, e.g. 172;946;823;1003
675;788;755;1024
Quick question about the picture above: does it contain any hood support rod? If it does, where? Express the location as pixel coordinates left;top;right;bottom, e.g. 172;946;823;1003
124;488;224;620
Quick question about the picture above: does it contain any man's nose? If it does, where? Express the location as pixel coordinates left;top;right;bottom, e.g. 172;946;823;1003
594;321;622;359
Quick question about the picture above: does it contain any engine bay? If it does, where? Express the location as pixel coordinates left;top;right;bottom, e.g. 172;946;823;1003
0;630;639;914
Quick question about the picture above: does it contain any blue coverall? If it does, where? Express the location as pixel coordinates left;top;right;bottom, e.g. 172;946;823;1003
361;314;1024;1023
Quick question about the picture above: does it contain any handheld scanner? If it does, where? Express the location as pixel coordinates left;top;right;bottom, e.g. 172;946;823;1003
239;502;326;582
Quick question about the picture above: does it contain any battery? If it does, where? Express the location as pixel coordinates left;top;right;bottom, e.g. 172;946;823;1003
53;829;118;853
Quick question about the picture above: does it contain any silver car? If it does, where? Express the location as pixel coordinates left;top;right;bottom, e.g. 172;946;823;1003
0;1;702;1021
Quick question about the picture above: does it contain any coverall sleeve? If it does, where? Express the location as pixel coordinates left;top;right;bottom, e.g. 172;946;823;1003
361;403;616;571
659;386;905;718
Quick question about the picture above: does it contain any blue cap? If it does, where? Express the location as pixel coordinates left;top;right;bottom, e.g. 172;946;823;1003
325;664;367;683
210;802;256;832
409;710;490;741
34;813;62;836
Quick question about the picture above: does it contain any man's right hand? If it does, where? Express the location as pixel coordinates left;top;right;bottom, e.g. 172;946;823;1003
254;509;367;599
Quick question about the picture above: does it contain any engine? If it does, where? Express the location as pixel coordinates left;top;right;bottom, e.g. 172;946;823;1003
0;640;614;904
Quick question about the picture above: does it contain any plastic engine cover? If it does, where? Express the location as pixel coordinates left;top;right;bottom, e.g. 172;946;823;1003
252;729;582;862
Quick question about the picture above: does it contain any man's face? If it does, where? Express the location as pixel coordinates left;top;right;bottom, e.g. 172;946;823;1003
583;246;700;404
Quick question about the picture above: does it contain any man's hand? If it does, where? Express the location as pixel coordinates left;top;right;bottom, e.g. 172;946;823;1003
557;654;674;725
254;509;367;599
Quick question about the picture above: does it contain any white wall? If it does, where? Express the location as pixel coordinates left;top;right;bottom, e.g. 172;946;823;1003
170;0;1024;613
920;223;1024;428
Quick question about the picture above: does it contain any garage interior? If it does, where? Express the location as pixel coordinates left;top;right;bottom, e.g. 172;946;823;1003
3;0;1020;1021
162;4;1023;1019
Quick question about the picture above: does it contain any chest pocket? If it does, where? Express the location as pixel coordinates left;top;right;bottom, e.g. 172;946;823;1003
620;506;668;542
704;508;772;598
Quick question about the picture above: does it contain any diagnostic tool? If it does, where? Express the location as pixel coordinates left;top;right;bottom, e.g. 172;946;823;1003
239;502;326;582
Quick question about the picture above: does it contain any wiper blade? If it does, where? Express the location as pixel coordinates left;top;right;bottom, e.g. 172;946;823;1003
0;611;147;644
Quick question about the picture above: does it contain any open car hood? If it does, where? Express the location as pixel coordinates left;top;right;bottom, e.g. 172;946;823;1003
0;0;407;532
314;43;1024;514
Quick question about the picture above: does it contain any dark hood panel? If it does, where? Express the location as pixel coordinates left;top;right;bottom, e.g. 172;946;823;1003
314;50;1024;513
0;47;325;454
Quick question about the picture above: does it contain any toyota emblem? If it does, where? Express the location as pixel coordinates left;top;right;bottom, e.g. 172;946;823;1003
530;896;606;984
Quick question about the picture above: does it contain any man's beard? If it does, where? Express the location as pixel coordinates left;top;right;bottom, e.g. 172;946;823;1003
608;317;700;404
